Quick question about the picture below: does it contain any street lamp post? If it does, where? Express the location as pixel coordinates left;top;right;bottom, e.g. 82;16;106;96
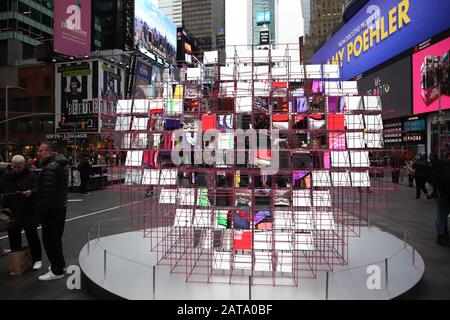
4;85;25;162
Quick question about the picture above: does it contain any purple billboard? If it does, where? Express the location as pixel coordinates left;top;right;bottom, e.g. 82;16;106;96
54;0;91;57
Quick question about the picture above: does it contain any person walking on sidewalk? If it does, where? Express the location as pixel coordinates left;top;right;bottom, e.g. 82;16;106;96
0;155;42;270
36;142;69;281
413;154;432;200
406;156;416;188
429;152;450;246
429;153;439;198
77;156;91;195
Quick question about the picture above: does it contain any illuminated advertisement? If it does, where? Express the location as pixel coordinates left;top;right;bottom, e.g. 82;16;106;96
358;56;412;118
135;0;177;64
55;60;124;132
312;0;450;80
55;61;98;132
256;11;271;25
99;61;125;130
134;60;153;98
54;0;91;57
413;37;450;115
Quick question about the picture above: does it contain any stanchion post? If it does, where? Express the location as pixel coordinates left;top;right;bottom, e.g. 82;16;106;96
249;276;252;300
403;231;407;249
385;258;388;290
325;272;329;300
153;265;156;300
104;250;107;279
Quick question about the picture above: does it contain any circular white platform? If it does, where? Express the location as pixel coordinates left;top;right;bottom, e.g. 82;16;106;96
79;227;424;300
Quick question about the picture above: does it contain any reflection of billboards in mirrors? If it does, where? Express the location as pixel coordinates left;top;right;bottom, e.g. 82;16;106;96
413;37;450;115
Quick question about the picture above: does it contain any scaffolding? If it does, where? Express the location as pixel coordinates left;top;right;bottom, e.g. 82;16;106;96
102;44;396;287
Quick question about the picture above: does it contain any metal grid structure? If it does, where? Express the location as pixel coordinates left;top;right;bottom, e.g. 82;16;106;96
102;44;396;287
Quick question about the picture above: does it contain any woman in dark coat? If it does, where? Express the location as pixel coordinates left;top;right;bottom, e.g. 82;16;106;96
0;155;42;269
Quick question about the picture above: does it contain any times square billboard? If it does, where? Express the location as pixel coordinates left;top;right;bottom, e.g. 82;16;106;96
54;0;91;57
134;0;177;65
413;36;450;115
312;0;450;80
55;60;125;133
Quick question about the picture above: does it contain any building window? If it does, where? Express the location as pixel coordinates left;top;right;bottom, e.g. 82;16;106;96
19;78;27;89
36;96;51;111
11;119;33;134
44;77;52;91
39;119;54;134
11;97;32;112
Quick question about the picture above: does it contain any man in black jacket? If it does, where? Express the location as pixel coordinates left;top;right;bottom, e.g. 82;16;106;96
36;142;69;281
0;155;42;270
429;152;450;246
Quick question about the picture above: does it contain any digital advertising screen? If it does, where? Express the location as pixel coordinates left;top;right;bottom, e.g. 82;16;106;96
54;0;91;57
358;56;412;118
312;0;450;80
256;11;271;25
413;37;450;115
134;60;153;98
134;0;177;64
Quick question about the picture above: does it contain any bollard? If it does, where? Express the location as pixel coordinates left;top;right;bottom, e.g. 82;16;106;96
104;250;107;279
153;266;156;300
385;259;388;290
403;231;407;249
248;276;252;300
325;272;329;300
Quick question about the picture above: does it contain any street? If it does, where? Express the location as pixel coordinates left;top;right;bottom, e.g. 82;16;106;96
0;181;449;300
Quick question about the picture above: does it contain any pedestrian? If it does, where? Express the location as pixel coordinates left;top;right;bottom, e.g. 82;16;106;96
77;156;91;195
0;157;11;256
429;152;450;246
0;155;42;270
413;154;432;200
429;153;439;198
36;142;69;281
406;156;416;188
391;152;403;184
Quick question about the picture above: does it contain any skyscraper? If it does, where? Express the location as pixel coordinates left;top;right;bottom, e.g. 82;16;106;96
159;0;182;28
304;0;345;62
0;0;55;158
0;0;54;66
182;0;225;51
225;0;303;50
252;0;275;46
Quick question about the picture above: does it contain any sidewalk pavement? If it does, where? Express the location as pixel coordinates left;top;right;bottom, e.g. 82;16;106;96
0;186;449;299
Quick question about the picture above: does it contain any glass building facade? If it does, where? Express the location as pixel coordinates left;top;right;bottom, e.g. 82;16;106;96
0;0;54;65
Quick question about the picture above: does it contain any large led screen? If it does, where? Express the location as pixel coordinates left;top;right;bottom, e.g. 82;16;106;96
312;0;450;80
135;0;177;64
413;37;450;115
358;56;412;118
